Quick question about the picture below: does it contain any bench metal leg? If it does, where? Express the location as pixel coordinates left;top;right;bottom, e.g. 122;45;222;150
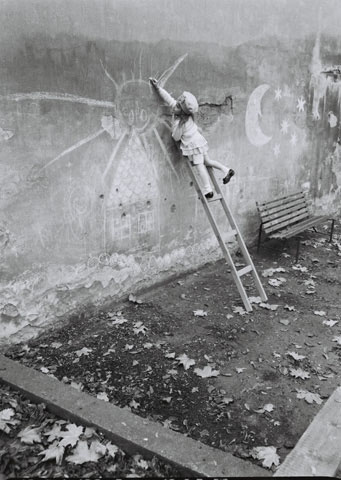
295;237;301;263
257;223;263;253
329;219;335;243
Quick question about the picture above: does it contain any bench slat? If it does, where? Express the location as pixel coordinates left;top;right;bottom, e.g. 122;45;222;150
263;209;310;233
259;198;307;219
256;191;304;210
270;215;329;239
261;202;308;223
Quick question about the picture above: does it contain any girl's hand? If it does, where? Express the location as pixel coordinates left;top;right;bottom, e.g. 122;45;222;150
149;77;159;89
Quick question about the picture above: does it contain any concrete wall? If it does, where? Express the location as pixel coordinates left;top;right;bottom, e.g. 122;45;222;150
1;0;340;343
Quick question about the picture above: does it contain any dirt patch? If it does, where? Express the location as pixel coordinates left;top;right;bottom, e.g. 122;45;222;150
4;226;341;473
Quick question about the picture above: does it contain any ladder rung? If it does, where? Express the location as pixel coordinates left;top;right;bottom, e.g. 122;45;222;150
237;265;253;277
207;194;222;203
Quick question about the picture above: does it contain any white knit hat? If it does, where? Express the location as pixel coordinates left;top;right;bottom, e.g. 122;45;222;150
177;91;199;114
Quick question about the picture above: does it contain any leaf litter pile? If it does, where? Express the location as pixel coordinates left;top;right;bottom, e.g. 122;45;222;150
0;383;179;478
3;227;341;475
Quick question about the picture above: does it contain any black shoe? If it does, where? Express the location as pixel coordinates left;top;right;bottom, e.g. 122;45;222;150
205;192;214;199
223;169;235;184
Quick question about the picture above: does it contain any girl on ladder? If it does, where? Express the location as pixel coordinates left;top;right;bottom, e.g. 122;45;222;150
149;78;235;198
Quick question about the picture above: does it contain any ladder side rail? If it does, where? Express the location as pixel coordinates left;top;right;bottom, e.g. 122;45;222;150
207;167;268;302
186;162;253;311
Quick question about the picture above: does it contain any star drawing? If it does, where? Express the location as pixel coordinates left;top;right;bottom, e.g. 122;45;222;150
280;120;289;134
273;144;281;157
274;88;282;101
290;133;297;146
296;97;306;112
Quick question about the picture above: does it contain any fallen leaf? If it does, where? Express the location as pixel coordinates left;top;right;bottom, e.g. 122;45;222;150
165;352;176;359
314;311;326;317
106;442;119;458
66;440;104;464
75;347;92;357
255;403;275;414
332;336;341;345
194;365;220;378
143;342;153;349
284;305;296;311
51;342;63;349
323;319;338;327
193;309;207;317
279;319;290;326
39;442;65;465
268;278;286;287
44;424;63;442
70;382;84;391
191;387;199;393
40;367;49;374
134;455;149;470
133;321;148;335
233;306;247;315
259;303;279;311
236;367;246;374
129;293;142;304
286;351;306;361
0;408;17;433
251;446;280;468
289;368;310;379
292;264;308;273
96;392;109;402
177;353;196;370
221;396;234;405
249;296;262;304
226;314;234;319
129;400;140;409
296;389;323;404
59;424;83;447
262;268;286;277
112;317;128;326
18;426;42;445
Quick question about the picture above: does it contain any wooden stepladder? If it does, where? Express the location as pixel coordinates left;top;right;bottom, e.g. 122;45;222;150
186;161;267;312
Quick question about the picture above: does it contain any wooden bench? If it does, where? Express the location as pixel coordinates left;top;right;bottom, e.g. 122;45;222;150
256;191;335;262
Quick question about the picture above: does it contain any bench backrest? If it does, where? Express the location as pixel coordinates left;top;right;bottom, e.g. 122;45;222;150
256;191;310;234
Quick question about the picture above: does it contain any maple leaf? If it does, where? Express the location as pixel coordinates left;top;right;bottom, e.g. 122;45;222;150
286;351;306;361
165;352;176;359
289;368;310;379
106;442;119;458
292;264;308;273
143;342;153;349
296;389;323;404
255;403;274;414
221;396;234;405
259;303;279;311
268;277;286;287
96;392;109;402
333;336;341;345
112;317;128;325
129;400;140;409
66;440;104;464
18;426;42;444
262;267;286;277
232;306;247;315
59;424;83;447
177;353;196;370
236;367;246;374
75;347;92;357
133;321;147;335
194;365;220;378
314;310;326;316
251;446;280;468
125;344;134;350
39;442;65;465
284;304;296;311
134;454;149;470
323;319;338;327
44;423;63;442
0;408;17;434
193;309;207;317
129;293;142;304
70;381;84;391
249;296;262;304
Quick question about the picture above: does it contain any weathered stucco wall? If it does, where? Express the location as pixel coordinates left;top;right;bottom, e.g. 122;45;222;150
1;0;340;343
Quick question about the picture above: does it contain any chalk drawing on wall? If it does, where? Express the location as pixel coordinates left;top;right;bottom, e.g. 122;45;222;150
245;84;272;146
328;112;338;128
296;97;306;112
0;126;14;141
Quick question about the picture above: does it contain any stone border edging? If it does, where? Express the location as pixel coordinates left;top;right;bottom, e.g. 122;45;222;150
0;354;268;477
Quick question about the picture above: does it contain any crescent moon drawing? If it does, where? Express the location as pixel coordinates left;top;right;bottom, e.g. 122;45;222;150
245;84;272;146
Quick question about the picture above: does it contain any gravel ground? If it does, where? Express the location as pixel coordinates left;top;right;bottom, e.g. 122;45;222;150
3;223;341;476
